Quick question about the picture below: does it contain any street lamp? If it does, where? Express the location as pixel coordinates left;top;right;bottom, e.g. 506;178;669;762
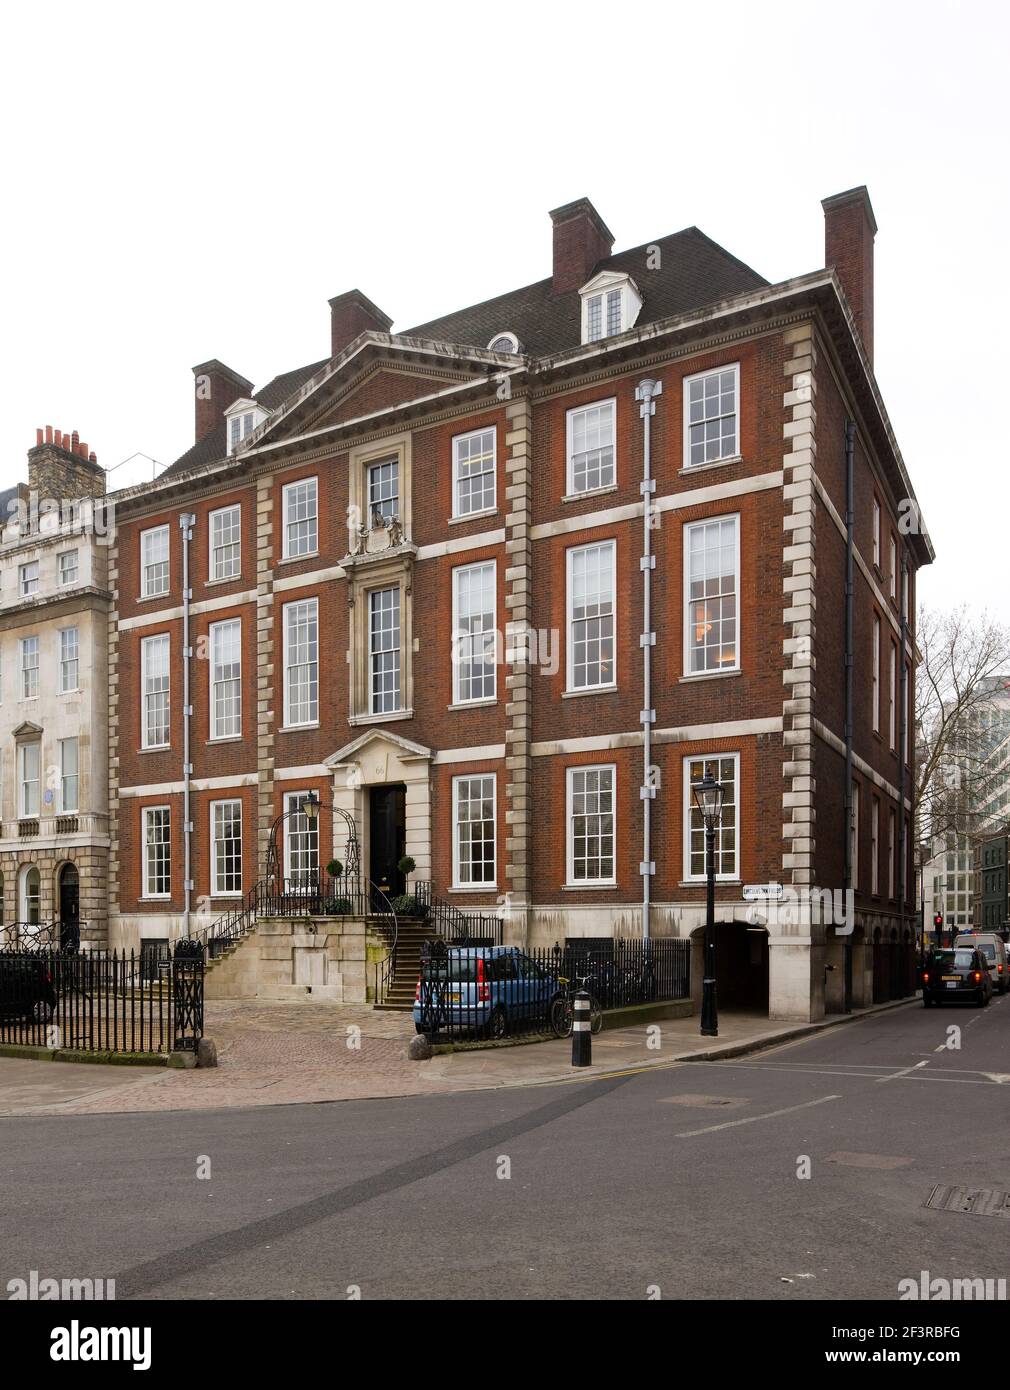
692;765;724;1037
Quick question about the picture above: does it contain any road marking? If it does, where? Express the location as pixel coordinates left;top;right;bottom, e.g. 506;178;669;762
690;1060;1007;1085
675;1093;840;1137
877;1060;929;1083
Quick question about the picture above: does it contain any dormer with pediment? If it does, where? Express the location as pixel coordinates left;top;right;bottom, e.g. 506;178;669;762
225;397;269;455
579;268;643;344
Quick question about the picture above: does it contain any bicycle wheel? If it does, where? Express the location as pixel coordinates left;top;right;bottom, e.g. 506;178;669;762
550;994;573;1038
589;994;603;1034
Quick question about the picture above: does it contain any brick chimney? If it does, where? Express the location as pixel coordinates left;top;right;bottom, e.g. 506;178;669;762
28;426;105;499
549;198;614;295
192;360;254;444
822;185;877;364
328;290;393;357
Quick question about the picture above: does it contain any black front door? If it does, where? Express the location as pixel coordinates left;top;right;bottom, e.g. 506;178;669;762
369;785;406;904
59;865;80;950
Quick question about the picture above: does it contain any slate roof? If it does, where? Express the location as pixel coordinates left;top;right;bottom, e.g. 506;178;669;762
162;224;766;479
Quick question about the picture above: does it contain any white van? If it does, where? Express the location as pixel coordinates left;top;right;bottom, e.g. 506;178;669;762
954;933;1008;995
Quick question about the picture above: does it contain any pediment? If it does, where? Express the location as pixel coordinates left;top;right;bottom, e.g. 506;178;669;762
306;364;468;432
12;721;43;739
325;728;432;767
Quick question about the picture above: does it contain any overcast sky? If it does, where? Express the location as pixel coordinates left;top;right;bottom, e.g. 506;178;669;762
1;1;1006;617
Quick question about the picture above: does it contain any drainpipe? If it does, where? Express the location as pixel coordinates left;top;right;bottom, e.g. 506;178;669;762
635;378;662;943
843;420;855;1012
899;550;909;929
180;512;196;938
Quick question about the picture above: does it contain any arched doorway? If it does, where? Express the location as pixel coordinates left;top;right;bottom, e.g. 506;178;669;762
58;863;80;950
18;865;41;926
692;921;770;1014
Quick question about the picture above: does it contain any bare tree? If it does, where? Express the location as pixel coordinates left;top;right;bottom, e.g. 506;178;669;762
916;605;1010;847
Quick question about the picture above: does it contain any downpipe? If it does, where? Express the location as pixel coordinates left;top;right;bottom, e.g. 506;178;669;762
635;377;662;943
180;512;196;939
843;421;855;1013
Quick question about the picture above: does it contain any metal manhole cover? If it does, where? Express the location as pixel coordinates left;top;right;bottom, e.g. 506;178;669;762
825;1152;912;1170
659;1094;748;1109
925;1185;1010;1218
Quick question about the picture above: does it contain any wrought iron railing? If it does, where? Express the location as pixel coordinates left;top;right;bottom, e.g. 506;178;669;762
409;881;503;946
1;920;83;952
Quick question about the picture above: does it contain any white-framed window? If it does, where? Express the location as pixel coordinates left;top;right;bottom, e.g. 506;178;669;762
284;791;319;886
367;458;399;524
144;806;171;898
889;643;897;749
283;599;318;728
20;636;39;699
567;540;616;691
872;499;881;568
579;275;641;344
59;627;79;693
888;808;896;899
60;737;79;813
141;634;170;748
19;561;39;597
210;619;242;739
851;782;860;889
889;536;897;600
683;364;739;468
209;505;241;580
871;796;879;895
282;478;318;559
452;428;496;517
228;411;256;452
453;774;497;887
586;289;622;341
487;331;520;353
872;614;881;733
58;550;79;586
18;742;40;818
141;525;169;597
567;765;616;885
566;399;616;495
369;587;401;714
684;755;739;881
684;515;739;675
211;799;243;896
452;561;496;703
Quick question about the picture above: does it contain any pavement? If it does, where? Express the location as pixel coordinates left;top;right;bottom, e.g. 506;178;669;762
0;995;917;1116
2;992;1008;1300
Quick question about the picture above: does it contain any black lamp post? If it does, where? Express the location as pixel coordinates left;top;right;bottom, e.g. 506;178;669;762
692;766;724;1037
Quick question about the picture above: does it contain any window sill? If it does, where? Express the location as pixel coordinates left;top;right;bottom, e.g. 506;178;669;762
449;884;499;894
678;455;742;478
136;592;171;604
140;897;172;903
348;709;414;727
678;669;740;684
562;882;618;891
279;722;320;733
561;484;618;505
58;689;81;697
277;552;319;566
447;698;497;711
562;685;617;699
678;879;742;888
448;508;497;527
138;745;171;754
206;575;242;587
207;735;244;745
210;892;243;900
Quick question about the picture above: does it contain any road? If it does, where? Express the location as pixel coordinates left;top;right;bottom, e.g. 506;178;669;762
3;994;1008;1300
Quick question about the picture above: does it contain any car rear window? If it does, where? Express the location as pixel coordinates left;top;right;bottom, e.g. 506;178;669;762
978;944;997;960
421;956;478;984
952;950;975;968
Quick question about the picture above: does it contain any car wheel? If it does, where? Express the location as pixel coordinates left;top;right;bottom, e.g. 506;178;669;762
487;1006;508;1040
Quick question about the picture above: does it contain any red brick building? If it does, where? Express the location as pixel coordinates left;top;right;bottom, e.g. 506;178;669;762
107;186;933;1019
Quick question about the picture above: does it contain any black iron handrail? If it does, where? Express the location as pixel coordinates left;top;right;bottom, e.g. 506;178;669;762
1;920;84;951
410;881;502;946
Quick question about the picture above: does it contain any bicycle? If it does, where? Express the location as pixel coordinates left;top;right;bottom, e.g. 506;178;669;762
550;971;603;1038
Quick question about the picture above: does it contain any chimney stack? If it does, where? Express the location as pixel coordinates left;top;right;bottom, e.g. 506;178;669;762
822;185;877;364
328;290;393;357
29;425;105;498
549;198;614;295
192;360;255;444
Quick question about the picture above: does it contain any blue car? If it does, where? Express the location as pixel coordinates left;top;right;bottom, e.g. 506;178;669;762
413;945;559;1038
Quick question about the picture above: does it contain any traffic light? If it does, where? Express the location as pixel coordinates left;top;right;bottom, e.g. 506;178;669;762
934;913;944;930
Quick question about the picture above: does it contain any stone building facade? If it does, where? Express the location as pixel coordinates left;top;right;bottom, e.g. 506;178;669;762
0;432;111;943
106;185;933;1019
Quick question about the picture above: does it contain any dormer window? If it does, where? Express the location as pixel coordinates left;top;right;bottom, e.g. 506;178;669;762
225;399;267;455
579;271;643;345
487;332;521;354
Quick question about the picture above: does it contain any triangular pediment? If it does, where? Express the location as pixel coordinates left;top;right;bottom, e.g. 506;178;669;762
12;721;43;739
325;728;432;767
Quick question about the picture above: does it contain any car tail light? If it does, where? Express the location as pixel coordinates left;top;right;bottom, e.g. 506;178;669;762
973;971;982;983
477;956;489;1003
999;964;1004;975
922;972;929;984
414;977;421;1003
